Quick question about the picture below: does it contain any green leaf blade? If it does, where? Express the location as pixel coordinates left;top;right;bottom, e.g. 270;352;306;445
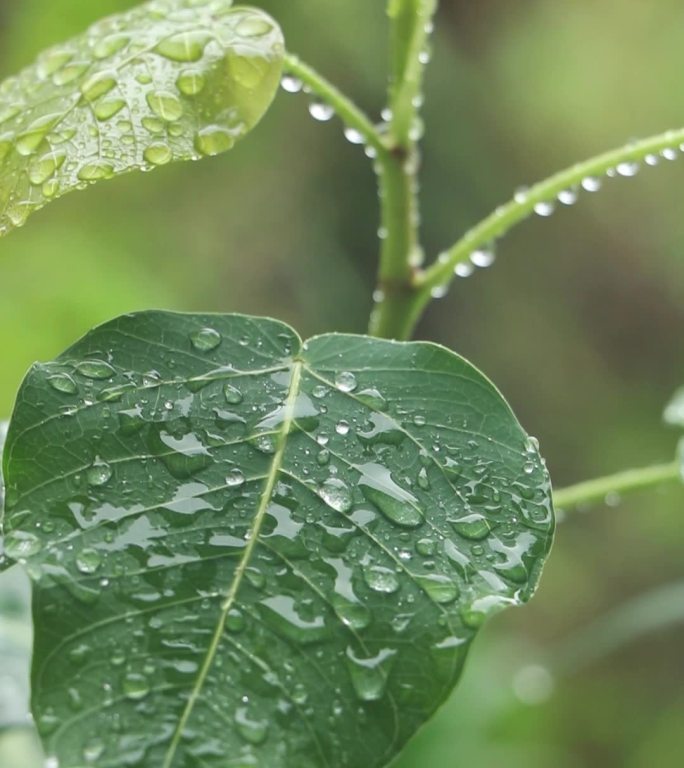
0;0;284;236
3;312;554;767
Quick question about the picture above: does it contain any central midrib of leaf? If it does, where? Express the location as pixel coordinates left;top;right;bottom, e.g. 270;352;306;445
161;359;304;768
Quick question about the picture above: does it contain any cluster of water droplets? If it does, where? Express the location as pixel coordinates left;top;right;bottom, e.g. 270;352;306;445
427;136;684;297
0;0;284;234
280;74;379;162
519;137;684;223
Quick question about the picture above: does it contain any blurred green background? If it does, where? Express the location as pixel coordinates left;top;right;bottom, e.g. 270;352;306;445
1;1;684;766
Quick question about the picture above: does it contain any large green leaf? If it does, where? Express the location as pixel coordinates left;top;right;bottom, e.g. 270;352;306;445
2;312;554;768
0;0;284;236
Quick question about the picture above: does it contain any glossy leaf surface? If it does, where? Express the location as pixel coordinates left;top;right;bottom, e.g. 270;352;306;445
0;0;284;236
3;312;554;767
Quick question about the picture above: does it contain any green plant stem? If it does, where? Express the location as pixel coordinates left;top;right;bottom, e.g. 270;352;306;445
553;460;681;510
368;1;438;340
376;127;684;341
282;53;421;340
387;0;438;148
282;54;387;157
420;128;684;297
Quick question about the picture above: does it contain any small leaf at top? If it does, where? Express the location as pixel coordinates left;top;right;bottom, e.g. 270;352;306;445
3;312;554;768
0;0;284;236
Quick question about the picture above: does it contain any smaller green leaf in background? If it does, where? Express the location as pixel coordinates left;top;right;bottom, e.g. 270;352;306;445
0;420;8;569
0;566;33;730
0;0;284;236
664;388;684;478
3;312;554;768
664;388;684;429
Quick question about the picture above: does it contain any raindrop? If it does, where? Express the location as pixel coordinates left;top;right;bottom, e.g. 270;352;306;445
360;463;423;528
557;188;578;205
235;706;269;745
616;161;639;177
190;327;222;351
356;388;387;410
335;371;357;393
28;152;66;185
345;646;397;702
454;262;475;278
48;373;77;394
38;49;74;78
195;126;236;156
251;433;276;455
225;608;246;633
335;420;351;436
83;739;105;763
146;91;184;122
581;176;602;192
226;469;245;488
80;71;116;101
309;101;335;122
451;513;491;541
332;595;371;631
144;143;173;166
416;538;436;556
76;548;102;575
281;75;303;93
176;70;206;96
93;33;129;59
224;384;243;404
78;162;114;181
344;127;364;145
3;531;41;560
534;201;555;217
155;31;210;62
93;98;125;121
470;249;496;268
87;459;112;487
319;478;353;513
416;574;459;604
122;672;150;701
363;565;399;594
76;360;115;380
514;186;529;204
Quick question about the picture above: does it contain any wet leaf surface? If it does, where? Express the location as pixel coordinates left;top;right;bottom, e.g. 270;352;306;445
3;311;554;767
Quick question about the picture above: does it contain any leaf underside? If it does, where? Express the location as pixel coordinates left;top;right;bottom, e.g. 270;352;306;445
0;0;284;237
2;312;554;768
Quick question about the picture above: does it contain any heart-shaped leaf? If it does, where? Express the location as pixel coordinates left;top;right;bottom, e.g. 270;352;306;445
2;312;554;767
0;0;284;236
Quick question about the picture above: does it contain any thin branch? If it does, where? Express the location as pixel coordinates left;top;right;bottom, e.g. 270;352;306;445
553;460;681;510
